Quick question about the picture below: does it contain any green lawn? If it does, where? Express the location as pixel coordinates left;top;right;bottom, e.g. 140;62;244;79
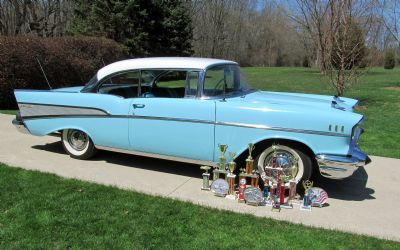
0;110;17;115
243;67;400;159
0;163;398;249
2;67;399;158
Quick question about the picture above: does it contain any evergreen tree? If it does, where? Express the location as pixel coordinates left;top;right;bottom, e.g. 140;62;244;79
70;0;193;57
384;50;395;69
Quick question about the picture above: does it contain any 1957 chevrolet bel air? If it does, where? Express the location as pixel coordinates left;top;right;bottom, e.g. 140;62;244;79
13;57;371;185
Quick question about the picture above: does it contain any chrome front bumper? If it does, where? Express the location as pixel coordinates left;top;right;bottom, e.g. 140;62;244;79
316;146;371;179
12;117;30;134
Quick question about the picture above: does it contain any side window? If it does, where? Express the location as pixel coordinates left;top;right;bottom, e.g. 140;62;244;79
98;71;140;98
204;65;236;96
148;70;190;98
186;71;199;97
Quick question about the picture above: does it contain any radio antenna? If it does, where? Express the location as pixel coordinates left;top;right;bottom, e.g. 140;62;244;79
36;57;52;90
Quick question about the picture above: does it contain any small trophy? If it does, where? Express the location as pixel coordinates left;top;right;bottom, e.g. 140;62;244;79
226;152;237;200
251;169;259;187
263;180;273;207
213;144;229;181
200;166;211;191
300;180;313;211
238;178;246;203
245;143;255;174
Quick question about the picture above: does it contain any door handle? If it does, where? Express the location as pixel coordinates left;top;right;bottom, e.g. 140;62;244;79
133;104;145;109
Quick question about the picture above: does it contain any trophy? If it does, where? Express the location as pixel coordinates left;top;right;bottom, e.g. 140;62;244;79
200;166;211;191
245;143;255;174
213;144;229;181
251;169;259;187
238;178;246;203
226;152;237;200
288;160;299;205
300;180;313;211
280;175;293;209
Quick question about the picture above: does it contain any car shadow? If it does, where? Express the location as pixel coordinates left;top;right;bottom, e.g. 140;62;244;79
313;166;375;201
32;141;375;201
32;141;202;178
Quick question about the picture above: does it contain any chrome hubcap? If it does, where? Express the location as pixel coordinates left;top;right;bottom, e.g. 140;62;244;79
259;148;300;184
67;130;88;151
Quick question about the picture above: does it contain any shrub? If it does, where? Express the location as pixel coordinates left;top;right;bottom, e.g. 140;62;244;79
0;36;127;109
302;56;311;67
384;50;395;69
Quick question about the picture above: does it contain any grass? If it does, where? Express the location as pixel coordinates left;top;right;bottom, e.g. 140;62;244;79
0;110;17;115
243;67;400;159
2;67;399;158
0;162;398;249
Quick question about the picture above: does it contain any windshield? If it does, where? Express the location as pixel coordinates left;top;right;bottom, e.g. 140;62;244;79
203;64;254;97
81;74;98;92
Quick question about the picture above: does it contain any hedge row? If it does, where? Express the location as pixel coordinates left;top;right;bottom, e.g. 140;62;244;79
0;36;128;109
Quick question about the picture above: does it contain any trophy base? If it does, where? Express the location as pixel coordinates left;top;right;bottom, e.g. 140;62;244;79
201;187;211;191
300;205;312;211
311;202;324;208
291;199;302;206
271;204;281;212
280;204;293;209
238;199;245;203
214;192;227;197
264;200;273;207
226;194;236;200
246;201;259;206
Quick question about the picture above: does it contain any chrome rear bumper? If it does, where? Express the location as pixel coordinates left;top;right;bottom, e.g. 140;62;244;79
316;146;371;179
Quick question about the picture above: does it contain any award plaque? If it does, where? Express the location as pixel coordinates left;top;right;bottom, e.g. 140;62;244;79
244;187;263;206
308;187;328;207
211;178;229;197
200;166;211;191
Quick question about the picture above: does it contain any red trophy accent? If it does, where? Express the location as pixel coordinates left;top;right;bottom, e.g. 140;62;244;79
280;183;285;204
238;178;246;203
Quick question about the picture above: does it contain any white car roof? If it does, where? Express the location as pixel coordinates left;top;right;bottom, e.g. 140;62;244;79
97;57;237;80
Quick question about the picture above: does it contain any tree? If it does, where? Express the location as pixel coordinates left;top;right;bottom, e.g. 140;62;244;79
384;50;395;69
70;0;193;57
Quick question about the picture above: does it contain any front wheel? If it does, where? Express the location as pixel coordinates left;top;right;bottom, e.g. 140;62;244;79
61;129;97;160
255;144;312;188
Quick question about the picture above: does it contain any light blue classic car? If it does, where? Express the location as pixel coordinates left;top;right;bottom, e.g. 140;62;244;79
13;57;370;185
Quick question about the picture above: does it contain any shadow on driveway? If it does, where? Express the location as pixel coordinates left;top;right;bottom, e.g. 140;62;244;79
32;141;375;201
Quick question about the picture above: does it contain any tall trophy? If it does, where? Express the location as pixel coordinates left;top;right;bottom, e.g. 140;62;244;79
280;175;293;209
213;144;228;181
200;166;211;191
288;158;300;205
246;143;255;174
300;180;313;211
226;152;237;200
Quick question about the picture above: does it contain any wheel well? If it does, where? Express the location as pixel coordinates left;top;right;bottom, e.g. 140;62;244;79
234;138;317;172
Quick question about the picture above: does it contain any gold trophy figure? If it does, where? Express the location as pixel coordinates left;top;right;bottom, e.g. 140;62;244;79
213;144;229;181
226;152;237;200
245;143;255;174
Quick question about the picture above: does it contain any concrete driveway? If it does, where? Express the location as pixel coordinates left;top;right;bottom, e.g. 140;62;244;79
0;113;399;241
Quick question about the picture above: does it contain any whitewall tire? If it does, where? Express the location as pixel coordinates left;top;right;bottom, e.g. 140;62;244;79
62;129;97;159
255;144;312;188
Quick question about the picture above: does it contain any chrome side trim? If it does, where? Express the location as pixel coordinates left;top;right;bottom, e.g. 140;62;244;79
18;102;109;118
216;121;348;137
21;111;347;138
96;145;218;167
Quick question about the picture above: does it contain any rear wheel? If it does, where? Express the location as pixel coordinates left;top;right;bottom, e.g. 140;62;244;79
62;129;97;160
255;144;312;189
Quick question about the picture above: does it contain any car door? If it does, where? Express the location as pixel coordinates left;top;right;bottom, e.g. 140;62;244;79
128;70;216;162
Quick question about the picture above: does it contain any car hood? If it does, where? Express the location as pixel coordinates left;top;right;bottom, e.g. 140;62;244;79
241;91;359;112
52;86;84;92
